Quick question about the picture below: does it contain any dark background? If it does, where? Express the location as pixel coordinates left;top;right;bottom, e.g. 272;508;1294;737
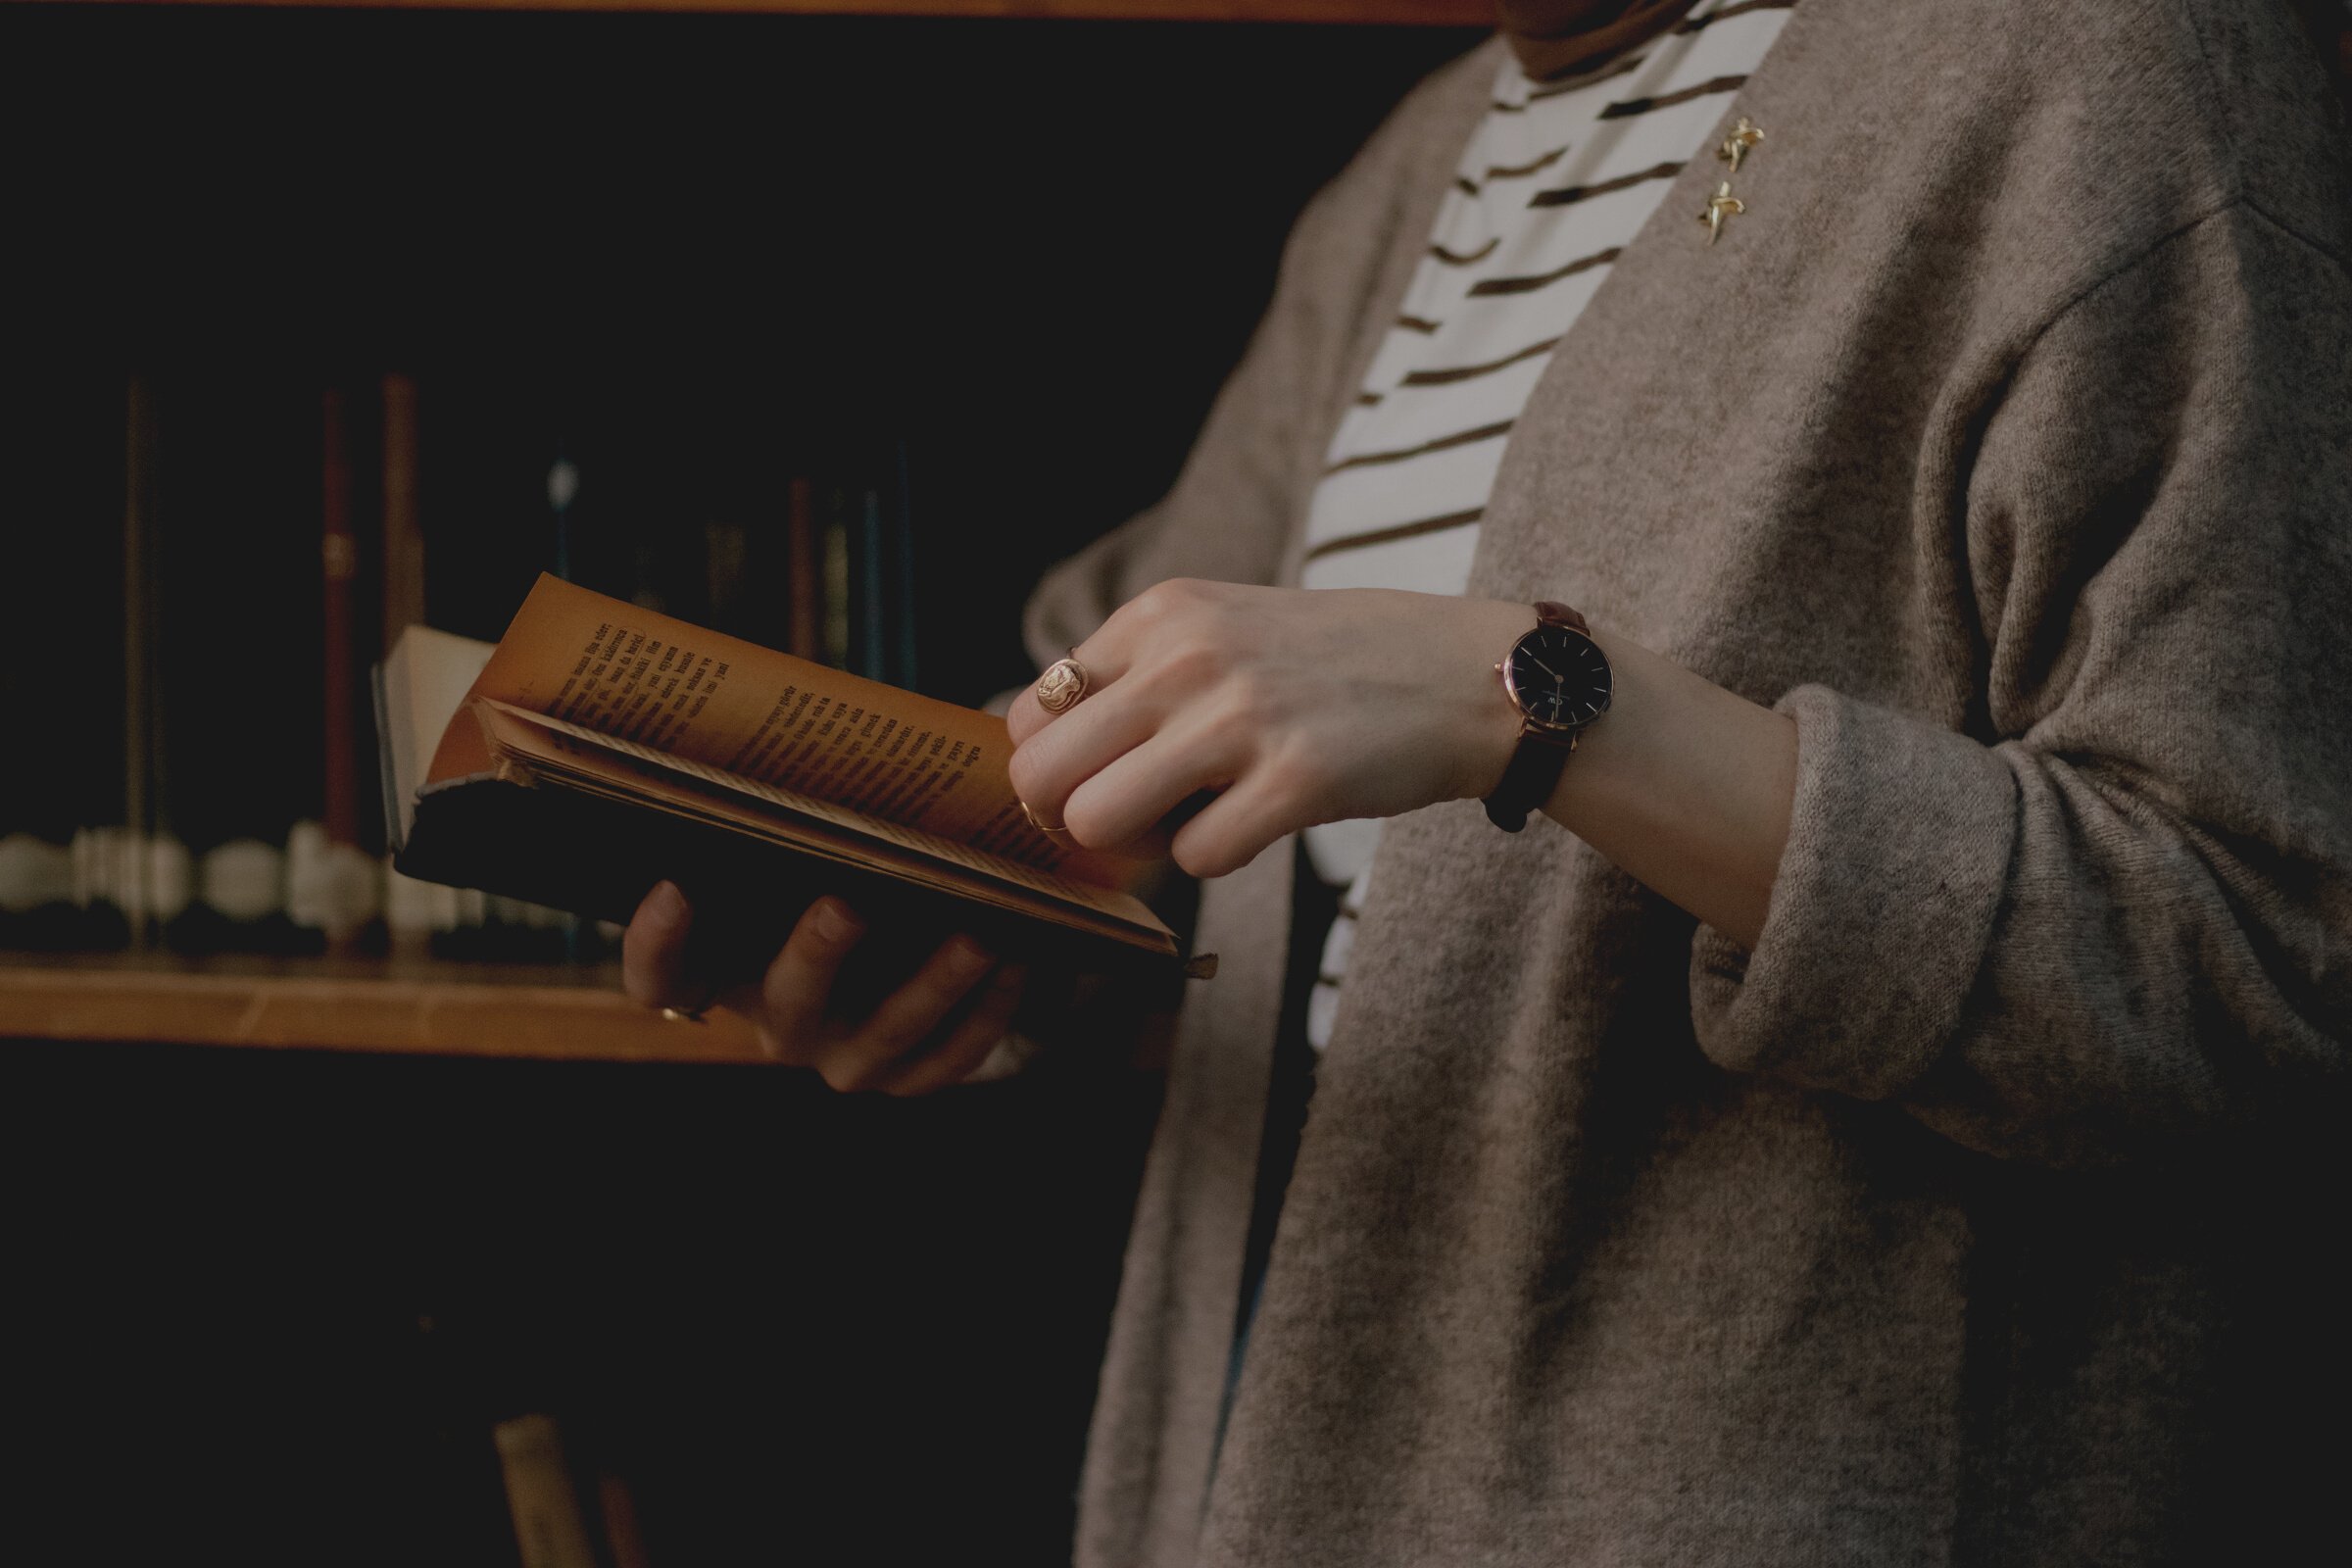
0;6;1480;1564
3;5;1481;700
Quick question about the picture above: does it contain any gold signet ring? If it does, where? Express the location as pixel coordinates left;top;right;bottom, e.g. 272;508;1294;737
1036;656;1090;713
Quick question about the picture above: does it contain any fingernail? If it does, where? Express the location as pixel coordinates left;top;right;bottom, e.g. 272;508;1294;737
949;937;994;976
814;900;863;943
650;880;688;925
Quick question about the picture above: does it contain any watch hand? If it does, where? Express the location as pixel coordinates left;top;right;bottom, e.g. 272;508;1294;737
1531;657;1562;681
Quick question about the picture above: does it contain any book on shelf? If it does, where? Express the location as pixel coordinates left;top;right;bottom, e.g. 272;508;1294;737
490;1412;655;1568
4;362;944;968
887;439;919;689
139;370;334;956
0;366;131;952
309;383;378;947
380;371;425;652
491;1414;602;1568
786;474;821;662
377;573;1206;986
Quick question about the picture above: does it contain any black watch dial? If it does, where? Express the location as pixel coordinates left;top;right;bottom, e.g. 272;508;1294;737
1505;624;1612;729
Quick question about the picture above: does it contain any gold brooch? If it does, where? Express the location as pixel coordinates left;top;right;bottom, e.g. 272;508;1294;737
1716;117;1764;173
1698;181;1745;246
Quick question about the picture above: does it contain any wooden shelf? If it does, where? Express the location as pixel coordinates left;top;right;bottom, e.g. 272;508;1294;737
0;953;769;1062
36;0;1493;22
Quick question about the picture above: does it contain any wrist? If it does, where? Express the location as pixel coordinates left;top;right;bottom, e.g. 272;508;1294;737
1446;597;1548;803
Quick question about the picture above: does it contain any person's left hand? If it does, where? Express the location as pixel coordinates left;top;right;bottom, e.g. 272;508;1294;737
1005;580;1531;878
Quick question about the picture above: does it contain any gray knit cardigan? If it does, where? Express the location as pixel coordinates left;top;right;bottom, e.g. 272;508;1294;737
1021;4;2352;1563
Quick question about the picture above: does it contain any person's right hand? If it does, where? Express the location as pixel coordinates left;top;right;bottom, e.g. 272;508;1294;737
621;880;1029;1095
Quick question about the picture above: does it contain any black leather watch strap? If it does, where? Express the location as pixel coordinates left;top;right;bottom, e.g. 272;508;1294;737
1483;729;1573;833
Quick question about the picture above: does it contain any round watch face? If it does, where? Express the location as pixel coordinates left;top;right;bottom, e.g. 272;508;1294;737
1505;624;1612;729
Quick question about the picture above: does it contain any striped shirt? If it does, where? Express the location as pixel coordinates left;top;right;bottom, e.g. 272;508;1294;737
1298;0;1794;1053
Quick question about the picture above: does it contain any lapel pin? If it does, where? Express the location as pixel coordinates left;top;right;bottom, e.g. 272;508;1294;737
1699;181;1746;246
1717;117;1764;173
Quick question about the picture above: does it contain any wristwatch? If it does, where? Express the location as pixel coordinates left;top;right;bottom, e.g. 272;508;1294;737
1484;601;1613;832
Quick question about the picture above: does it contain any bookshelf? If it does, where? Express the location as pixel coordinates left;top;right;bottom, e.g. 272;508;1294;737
0;954;768;1060
0;5;1483;1563
3;1;1486;1059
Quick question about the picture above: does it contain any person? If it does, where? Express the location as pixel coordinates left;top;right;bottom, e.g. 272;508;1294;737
624;0;2352;1562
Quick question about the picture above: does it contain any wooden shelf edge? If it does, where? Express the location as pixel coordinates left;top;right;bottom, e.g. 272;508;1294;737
0;960;769;1063
19;0;1495;23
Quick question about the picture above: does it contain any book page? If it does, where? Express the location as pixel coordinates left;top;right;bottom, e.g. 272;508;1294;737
474;700;1168;940
429;573;1085;874
381;625;495;845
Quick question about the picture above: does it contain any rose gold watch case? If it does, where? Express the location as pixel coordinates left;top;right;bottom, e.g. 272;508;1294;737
1494;602;1611;747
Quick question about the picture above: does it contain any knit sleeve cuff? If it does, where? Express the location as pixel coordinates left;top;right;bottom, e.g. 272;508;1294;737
1688;684;2020;1102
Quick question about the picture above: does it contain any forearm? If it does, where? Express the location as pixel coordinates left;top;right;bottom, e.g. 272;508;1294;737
1008;583;1799;946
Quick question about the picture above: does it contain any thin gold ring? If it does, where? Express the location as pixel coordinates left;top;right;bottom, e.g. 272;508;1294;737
1020;798;1072;838
658;983;717;1025
1036;654;1090;714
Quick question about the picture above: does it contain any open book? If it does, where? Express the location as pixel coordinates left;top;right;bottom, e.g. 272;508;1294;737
377;574;1201;983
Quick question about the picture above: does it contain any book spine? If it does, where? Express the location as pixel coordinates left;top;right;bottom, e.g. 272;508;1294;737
891;439;918;690
3;369;145;950
151;375;354;956
549;452;580;582
822;487;850;671
381;372;424;651
491;1414;601;1568
321;386;361;853
596;1468;654;1568
121;372;161;950
787;474;820;662
858;485;888;682
702;517;749;638
305;386;380;949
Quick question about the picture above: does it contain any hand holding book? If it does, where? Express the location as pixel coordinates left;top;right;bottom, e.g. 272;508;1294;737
379;575;1210;1051
620;879;1031;1094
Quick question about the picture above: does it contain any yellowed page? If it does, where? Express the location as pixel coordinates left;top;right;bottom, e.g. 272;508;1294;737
430;573;1092;875
468;711;1171;953
475;699;1169;943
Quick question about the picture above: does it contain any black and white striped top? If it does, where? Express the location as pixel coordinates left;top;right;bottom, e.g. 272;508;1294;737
1298;0;1795;1053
